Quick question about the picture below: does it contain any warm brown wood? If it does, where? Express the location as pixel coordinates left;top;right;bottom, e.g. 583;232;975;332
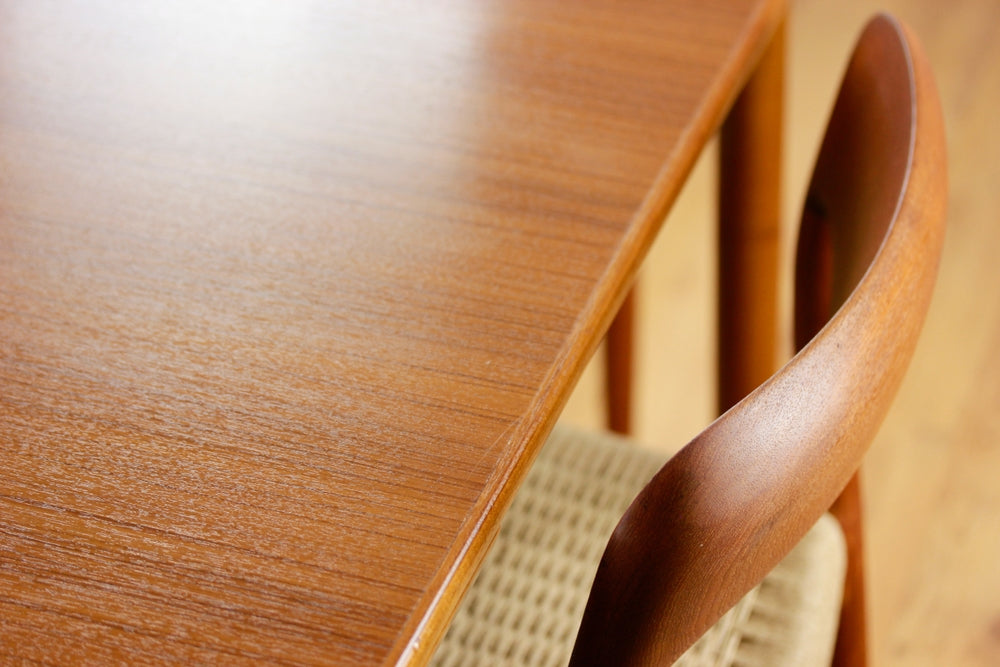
561;1;999;663
846;2;1000;663
830;474;868;667
606;289;635;434
794;15;945;665
569;14;946;665
717;19;785;413
609;17;786;434
0;1;786;665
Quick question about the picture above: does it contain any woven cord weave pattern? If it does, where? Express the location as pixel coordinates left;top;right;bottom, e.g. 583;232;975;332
431;424;846;666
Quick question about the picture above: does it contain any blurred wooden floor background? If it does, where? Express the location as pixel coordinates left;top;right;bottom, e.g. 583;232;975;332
558;0;1000;664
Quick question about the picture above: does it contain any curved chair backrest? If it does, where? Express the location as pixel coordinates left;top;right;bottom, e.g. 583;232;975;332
569;14;946;665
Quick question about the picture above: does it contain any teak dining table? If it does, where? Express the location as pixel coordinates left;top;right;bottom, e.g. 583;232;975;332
0;0;785;664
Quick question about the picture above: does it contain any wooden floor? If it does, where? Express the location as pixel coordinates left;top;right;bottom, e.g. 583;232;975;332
559;0;1000;664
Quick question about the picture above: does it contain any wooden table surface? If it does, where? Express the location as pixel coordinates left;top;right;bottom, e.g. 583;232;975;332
0;0;783;664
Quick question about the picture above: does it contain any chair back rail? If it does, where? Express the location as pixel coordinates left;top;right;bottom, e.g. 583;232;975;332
569;14;946;665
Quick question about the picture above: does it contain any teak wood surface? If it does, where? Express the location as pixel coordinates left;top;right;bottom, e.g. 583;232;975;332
0;0;783;664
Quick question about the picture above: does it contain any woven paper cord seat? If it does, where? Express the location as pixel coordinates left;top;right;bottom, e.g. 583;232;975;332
431;425;846;667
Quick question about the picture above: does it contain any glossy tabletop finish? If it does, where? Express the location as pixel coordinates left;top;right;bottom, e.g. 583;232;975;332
0;0;782;664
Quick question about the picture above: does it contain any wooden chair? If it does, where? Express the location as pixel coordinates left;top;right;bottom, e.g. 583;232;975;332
431;13;946;666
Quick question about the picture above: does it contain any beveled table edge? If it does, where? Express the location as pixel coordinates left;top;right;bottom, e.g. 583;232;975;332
388;0;789;664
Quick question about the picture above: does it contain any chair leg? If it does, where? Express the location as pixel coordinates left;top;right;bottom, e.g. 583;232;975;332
605;287;635;435
717;19;784;413
831;472;869;667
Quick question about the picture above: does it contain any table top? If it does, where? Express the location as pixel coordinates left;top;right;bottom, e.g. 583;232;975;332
0;0;782;664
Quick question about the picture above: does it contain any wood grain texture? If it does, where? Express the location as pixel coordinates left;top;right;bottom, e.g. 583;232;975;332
0;0;784;664
605;19;785;434
569;14;946;665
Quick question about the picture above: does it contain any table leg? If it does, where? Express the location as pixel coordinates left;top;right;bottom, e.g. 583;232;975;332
605;287;635;435
830;473;869;667
717;20;784;414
